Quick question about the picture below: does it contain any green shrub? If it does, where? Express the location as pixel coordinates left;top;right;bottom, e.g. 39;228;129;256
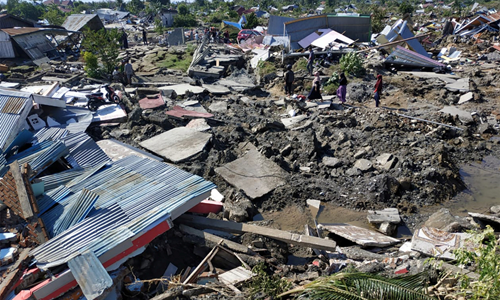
339;52;365;77
173;14;197;27
454;226;500;300
293;58;308;71
246;263;291;299
257;60;276;77
83;51;100;78
186;44;195;56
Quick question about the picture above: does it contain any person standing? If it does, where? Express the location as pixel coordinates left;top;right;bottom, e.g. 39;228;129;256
307;46;314;76
284;64;294;96
124;60;134;86
337;73;348;104
224;30;229;43
374;73;383;107
121;29;128;49
195;31;199;44
307;71;322;101
142;27;148;45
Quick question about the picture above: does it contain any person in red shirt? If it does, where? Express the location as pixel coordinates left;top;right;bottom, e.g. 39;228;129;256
374;74;383;107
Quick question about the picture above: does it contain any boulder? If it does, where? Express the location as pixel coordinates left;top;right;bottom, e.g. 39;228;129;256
323;157;342;168
491;205;500;214
354;159;373;172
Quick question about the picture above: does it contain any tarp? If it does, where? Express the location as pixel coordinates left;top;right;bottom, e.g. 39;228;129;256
223;20;242;30
311;29;355;49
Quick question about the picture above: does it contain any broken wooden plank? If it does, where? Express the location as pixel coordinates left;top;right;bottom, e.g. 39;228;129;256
179;224;254;255
218;266;254;286
177;215;337;251
0;249;31;299
183;240;221;284
9;161;33;219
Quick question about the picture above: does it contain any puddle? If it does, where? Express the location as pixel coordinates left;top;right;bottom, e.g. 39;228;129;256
428;155;500;216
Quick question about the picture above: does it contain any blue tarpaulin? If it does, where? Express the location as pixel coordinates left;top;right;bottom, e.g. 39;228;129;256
223;21;242;30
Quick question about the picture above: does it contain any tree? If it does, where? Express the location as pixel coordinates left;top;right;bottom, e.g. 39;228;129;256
43;4;66;26
398;1;414;15
178;3;189;15
243;12;258;29
371;5;385;33
195;0;205;7
82;28;121;77
150;0;170;7
6;0;44;21
126;0;144;15
173;14;197;27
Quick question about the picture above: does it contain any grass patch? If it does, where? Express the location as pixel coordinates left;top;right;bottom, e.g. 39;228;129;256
158;53;193;72
293;58;308;71
257;61;276;77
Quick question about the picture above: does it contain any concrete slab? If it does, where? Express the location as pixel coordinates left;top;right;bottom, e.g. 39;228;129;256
166;106;214;119
202;84;230;95
215;147;287;199
218;79;255;92
401;71;459;84
367;208;401;224
411;226;471;260
186;119;211;131
158;84;206;96
180;101;209;114
208;101;228;113
97;139;163;162
458;92;474;105
281;115;308;128
445;77;470;92
319;223;399;247
439;106;473;122
469;212;500;225
139;127;212;163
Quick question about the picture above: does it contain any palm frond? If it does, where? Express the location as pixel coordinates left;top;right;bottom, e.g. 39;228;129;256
285;272;435;300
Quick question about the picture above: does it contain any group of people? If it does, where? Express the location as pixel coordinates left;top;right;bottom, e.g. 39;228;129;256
190;28;230;44
120;27;149;50
112;59;135;86
284;61;383;107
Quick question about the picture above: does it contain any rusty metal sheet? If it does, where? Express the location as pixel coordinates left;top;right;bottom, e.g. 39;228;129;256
138;94;165;109
319;223;400;247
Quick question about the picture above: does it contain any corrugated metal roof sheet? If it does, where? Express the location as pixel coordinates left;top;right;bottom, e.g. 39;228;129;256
62;132;111;168
39;168;85;191
1;27;41;36
0;150;7;178
30;141;69;179
31;156;216;270
0;113;21;150
0;95;31;114
37;185;72;215
67;251;113;300
62;14;102;32
52;189;98;237
385;45;445;68
267;15;295;35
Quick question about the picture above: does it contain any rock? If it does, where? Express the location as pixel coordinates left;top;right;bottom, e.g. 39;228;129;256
353;149;366;159
376;153;393;165
477;123;494;134
458;92;474;104
367;208;401;224
208;101;228;113
354;159;373;172
322;157;342;168
378;222;397;236
346;167;361;176
128;107;143;122
110;129;131;138
398;177;411;190
223;198;255;222
425;208;455;229
491;205;500;214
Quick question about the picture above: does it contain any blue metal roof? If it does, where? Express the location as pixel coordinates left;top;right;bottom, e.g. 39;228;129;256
39;168;85;191
0;113;21;150
31;156;216;270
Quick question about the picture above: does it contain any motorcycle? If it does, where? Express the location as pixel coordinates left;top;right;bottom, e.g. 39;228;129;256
86;85;121;112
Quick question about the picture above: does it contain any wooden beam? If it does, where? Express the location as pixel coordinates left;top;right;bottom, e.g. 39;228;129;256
183;241;221;284
0;249;31;299
178;224;254;255
9;161;33;219
177;215;337;252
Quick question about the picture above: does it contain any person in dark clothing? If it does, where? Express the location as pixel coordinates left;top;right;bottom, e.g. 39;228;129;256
374;73;383;107
121;29;128;49
307;71;322;101
224;30;229;43
307;46;315;76
336;73;347;103
142;28;148;45
284;64;294;96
